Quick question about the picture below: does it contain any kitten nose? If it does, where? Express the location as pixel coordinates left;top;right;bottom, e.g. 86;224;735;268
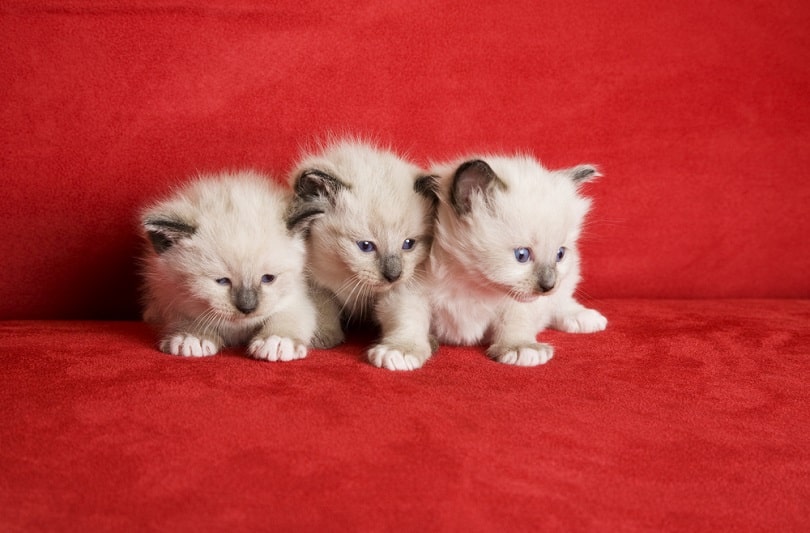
233;287;258;315
536;266;557;293
381;254;402;283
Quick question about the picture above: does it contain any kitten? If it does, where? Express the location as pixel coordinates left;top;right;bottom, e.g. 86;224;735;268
426;155;607;366
286;139;438;370
140;170;317;361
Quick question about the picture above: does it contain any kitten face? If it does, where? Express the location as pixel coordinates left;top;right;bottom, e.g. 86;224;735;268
288;140;437;315
434;156;597;303
142;172;307;331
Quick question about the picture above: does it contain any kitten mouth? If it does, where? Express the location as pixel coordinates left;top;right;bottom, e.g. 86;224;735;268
512;293;541;303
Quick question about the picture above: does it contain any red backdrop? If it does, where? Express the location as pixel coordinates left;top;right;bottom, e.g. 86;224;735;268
2;0;809;319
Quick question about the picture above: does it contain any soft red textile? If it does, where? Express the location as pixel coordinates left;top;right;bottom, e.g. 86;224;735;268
1;300;809;531
2;1;809;530
1;1;810;320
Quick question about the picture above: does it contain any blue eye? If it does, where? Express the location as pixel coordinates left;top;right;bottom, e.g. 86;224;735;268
216;277;231;286
261;274;276;284
556;247;566;262
357;241;376;253
514;247;532;263
402;239;415;251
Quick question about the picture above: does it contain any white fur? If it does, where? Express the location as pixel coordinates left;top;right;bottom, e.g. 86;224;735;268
427;155;607;366
289;140;436;370
140;170;317;360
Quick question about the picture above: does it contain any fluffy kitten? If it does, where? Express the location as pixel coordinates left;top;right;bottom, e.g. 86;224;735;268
140;170;316;361
427;155;607;366
286;140;438;370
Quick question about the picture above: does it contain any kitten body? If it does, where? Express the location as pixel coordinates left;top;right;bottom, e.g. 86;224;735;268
287;140;437;370
140;170;316;361
427;155;607;366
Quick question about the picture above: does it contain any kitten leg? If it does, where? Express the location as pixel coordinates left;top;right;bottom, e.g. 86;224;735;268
367;287;432;371
309;284;345;349
248;335;306;362
248;290;317;362
160;333;220;357
487;301;553;367
550;300;607;334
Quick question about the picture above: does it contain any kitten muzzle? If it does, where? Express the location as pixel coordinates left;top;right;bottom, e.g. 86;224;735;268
233;286;259;315
380;254;402;283
535;265;557;294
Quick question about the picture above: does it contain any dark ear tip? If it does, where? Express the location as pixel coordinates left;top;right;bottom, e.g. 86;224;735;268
294;169;345;199
414;174;439;199
571;165;602;183
142;216;196;253
455;159;491;176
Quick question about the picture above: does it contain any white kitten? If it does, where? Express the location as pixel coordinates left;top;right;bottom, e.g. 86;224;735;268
427;155;607;366
140;170;317;361
286;139;438;370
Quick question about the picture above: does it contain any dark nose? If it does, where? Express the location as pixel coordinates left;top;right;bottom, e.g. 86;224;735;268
233;286;258;315
536;265;557;293
380;254;402;283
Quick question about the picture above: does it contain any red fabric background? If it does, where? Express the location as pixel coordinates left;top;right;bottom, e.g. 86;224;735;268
2;0;809;319
2;301;809;531
2;2;810;531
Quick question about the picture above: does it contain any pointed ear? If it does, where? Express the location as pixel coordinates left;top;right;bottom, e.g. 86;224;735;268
287;169;347;234
567;164;602;183
285;197;327;234
414;174;439;204
143;216;196;254
293;169;347;203
451;159;505;215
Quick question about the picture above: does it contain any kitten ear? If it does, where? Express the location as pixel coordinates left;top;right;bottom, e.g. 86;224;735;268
451;159;506;215
287;168;347;234
414;174;439;205
285;198;326;234
293;169;347;203
143;216;196;254
566;164;602;183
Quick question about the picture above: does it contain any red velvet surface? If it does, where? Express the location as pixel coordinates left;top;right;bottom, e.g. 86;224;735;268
2;1;810;320
3;2;810;530
2;300;809;531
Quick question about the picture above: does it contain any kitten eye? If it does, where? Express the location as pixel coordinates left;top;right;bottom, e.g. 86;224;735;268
556;247;567;262
261;274;276;284
356;240;377;253
215;277;232;286
402;239;416;251
514;247;532;263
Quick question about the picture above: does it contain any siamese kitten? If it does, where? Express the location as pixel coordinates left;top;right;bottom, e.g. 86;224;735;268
287;140;438;370
427;155;607;366
140;170;316;361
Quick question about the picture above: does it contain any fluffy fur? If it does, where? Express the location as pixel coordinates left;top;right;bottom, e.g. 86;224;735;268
140;170;317;361
427;155;607;366
287;139;438;370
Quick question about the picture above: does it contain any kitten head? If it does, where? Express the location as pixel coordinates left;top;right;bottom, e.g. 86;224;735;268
434;155;598;302
287;140;438;308
141;171;307;329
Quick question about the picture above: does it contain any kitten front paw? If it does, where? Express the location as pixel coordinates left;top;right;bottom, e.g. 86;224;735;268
488;343;554;367
554;308;607;333
160;334;219;357
367;344;428;371
248;335;307;362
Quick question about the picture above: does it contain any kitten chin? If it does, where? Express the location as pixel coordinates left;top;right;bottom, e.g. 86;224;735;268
140;170;317;362
287;138;438;369
427;155;608;366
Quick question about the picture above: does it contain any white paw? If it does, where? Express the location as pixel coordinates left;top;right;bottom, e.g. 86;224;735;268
161;334;218;357
248;335;307;362
557;308;607;333
367;344;425;371
493;344;554;367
